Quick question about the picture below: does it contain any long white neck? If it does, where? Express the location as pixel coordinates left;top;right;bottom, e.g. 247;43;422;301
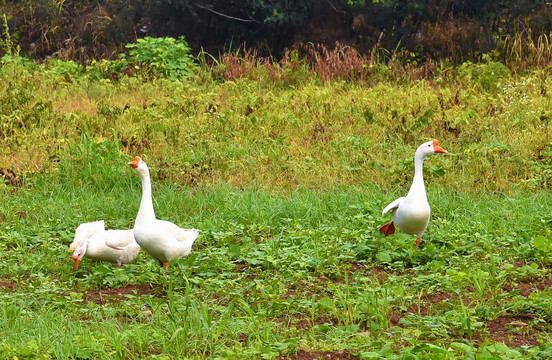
136;168;156;222
406;150;427;199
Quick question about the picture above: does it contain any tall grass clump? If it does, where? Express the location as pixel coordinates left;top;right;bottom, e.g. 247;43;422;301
502;31;552;72
55;133;131;191
0;13;20;58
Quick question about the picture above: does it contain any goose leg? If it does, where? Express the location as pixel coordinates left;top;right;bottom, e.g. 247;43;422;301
165;261;170;269
415;237;421;248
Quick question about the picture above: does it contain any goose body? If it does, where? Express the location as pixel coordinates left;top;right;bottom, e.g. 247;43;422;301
380;139;447;247
70;221;140;270
129;156;199;269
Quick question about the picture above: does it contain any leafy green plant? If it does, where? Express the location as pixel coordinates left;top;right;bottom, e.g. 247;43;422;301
125;36;196;80
44;59;84;81
533;235;552;261
457;58;511;92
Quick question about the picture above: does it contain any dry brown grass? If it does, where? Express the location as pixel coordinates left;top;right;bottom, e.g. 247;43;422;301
217;45;258;81
299;42;370;82
503;31;552;71
217;41;447;85
419;18;482;62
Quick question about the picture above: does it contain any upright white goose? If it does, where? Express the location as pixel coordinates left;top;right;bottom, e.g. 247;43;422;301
380;139;448;248
70;221;140;271
128;156;199;269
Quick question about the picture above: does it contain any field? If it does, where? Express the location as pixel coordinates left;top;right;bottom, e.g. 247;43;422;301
1;53;552;359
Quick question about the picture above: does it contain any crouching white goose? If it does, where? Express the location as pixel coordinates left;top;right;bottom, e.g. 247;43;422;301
70;221;140;271
380;139;448;248
128;156;199;269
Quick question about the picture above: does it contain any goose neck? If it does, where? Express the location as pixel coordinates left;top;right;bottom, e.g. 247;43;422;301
137;170;156;222
407;152;427;198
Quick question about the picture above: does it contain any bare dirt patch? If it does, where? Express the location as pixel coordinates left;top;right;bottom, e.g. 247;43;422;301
473;314;541;347
232;260;248;273
292;314;335;331
502;276;552;297
83;284;156;305
279;350;359;360
346;263;389;282
0;281;15;289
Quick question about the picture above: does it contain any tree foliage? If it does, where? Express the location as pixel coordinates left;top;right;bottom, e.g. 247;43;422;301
0;0;551;62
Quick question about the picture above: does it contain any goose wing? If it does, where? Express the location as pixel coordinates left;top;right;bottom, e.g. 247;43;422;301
105;229;137;250
157;220;200;243
382;197;405;216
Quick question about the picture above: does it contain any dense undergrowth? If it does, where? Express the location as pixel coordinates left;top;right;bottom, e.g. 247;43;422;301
0;41;552;359
0;40;551;194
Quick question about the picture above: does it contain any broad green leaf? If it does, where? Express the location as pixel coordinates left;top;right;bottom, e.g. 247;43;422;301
376;251;392;263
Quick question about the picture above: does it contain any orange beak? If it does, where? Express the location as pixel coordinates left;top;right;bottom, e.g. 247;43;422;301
128;156;140;168
71;254;81;271
433;139;448;153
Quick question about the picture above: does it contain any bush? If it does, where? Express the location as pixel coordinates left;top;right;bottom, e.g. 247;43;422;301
125;36;196;80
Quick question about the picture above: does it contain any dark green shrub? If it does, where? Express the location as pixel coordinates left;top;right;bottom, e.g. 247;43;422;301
125;36;196;80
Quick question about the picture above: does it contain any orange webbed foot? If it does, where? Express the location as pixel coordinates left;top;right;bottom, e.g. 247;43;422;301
379;221;396;236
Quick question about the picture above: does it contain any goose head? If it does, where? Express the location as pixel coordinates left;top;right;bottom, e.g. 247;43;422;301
71;239;88;271
70;221;104;270
128;156;150;177
416;139;448;159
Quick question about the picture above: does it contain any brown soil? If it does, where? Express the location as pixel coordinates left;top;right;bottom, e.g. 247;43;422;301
82;284;156;305
472;314;540;347
232;260;248;272
0;281;15;289
279;350;359;360
366;266;389;282
391;287;546;348
292;314;335;331
502;277;552;297
346;263;389;283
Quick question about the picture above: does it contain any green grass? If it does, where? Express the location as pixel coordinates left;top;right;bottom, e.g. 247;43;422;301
1;182;552;359
1;56;552;358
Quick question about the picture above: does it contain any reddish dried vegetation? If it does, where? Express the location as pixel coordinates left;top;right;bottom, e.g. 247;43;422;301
217;42;442;84
0;280;16;289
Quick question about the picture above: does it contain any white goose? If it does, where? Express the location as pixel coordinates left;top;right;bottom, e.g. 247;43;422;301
128;156;199;269
70;221;140;271
380;139;448;248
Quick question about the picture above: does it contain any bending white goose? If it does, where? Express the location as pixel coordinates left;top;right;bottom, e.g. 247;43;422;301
380;139;448;248
128;156;199;269
70;221;140;271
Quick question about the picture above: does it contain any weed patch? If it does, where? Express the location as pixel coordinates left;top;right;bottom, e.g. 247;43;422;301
1;53;552;358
